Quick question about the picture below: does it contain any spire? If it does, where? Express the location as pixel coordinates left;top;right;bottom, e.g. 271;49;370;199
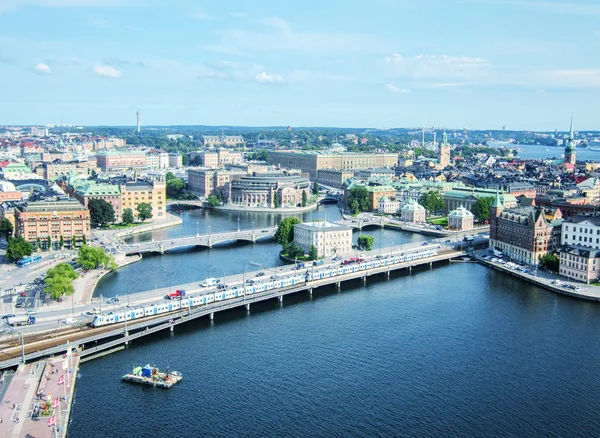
569;113;574;140
491;190;503;208
442;130;449;145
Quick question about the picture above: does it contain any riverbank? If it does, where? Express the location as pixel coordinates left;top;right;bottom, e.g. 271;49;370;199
217;202;319;214
79;254;142;305
112;213;183;239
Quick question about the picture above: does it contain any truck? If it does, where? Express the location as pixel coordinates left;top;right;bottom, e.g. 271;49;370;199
8;315;36;326
201;278;219;288
463;236;474;242
167;289;186;299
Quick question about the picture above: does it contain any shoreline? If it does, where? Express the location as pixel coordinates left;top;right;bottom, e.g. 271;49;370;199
216;202;320;214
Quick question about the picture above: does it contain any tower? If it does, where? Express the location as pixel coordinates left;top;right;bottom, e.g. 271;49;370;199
489;191;504;248
136;110;141;133
438;131;451;169
564;114;576;165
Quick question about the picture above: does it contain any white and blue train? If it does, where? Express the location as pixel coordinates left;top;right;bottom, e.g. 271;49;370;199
91;245;439;328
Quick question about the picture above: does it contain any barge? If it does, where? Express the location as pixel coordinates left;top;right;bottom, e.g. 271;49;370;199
121;364;182;388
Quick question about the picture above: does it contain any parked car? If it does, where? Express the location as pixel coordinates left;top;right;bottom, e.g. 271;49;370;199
256;272;265;277
2;314;15;320
20;291;27;297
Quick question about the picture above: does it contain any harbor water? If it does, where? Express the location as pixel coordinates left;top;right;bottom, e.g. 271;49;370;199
69;205;600;437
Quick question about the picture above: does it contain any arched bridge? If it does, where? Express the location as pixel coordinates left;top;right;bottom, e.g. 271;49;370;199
123;227;277;255
167;200;204;208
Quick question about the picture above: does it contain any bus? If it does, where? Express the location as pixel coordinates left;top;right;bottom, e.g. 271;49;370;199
17;255;42;268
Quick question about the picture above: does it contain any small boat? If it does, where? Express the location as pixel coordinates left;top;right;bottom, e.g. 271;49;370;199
121;364;182;388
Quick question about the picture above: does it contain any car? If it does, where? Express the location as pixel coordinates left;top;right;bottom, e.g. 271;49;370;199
20;291;27;297
62;318;76;324
270;275;279;280
26;309;39;316
2;314;15;320
261;229;269;233
15;302;23;308
445;239;452;243
107;297;120;304
422;241;429;246
256;272;265;277
126;303;137;308
41;273;46;278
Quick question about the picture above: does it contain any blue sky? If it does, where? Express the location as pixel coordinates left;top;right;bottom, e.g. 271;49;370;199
0;0;599;130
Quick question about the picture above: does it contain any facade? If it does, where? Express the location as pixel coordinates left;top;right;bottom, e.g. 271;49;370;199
400;199;426;223
146;150;170;169
448;205;474;231
187;169;239;198
559;247;600;283
72;183;123;222
0;191;23;204
561;216;600;248
577;177;600;204
317;168;354;189
15;199;91;247
489;193;563;265
202;135;245;147
366;185;396;211
377;196;401;214
121;180;166;220
168;153;183;168
190;150;243;168
96;151;147;172
1;163;35;181
229;173;310;208
355;168;395;179
41;162;98;182
293;221;352;257
444;187;517;214
268;151;399;181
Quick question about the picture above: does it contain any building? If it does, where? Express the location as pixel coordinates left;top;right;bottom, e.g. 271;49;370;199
438;132;451;169
316;169;354;189
559;247;600;283
443;187;517;214
40;162;97;182
0;191;23;204
187;169;239;198
146;150;170;169
168;153;182;168
189;150;243;168
505;183;537;199
1;162;36;181
400;199;426;223
448;205;474;231
489;193;563;265
202;135;245;147
293;221;352;257
377;196;401;214
96;151;147;172
229;173;310;208
561;216;600;248
15;198;91;248
564;116;576;165
355;168;395;179
577;177;600;204
268;151;399;181
121;179;166;220
366;185;396;211
72;182;123;222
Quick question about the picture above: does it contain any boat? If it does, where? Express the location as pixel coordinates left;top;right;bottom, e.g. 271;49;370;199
121;364;182;388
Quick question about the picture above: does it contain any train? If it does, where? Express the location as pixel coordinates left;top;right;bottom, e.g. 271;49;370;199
91;245;439;328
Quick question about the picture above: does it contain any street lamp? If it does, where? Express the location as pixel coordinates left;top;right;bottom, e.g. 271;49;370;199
237;217;240;233
208;225;211;239
196;221;199;237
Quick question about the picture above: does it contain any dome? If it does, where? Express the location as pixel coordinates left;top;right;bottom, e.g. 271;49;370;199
449;205;474;218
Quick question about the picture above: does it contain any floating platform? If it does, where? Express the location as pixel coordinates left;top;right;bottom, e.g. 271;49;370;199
121;365;182;388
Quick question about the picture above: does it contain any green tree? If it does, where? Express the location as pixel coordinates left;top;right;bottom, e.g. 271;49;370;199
36;237;41;250
137;202;153;222
166;177;185;198
206;196;220;208
165;171;176;181
347;186;370;214
357;235;375;251
472;197;494;222
287;241;305;258
88;198;116;227
308;244;318;260
46;236;52;250
6;236;34;262
301;190;307;207
273;192;280;208
122;208;134;225
418;191;444;215
82;235;87;246
44;263;79;299
78;245;118;271
275;217;301;246
539;253;559;272
0;218;13;239
312;182;320;196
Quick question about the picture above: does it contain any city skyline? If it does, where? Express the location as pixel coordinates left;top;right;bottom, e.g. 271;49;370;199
1;0;599;129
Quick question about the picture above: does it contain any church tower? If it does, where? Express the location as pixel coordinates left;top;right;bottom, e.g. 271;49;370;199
564;114;576;165
489;191;504;249
438;131;451;169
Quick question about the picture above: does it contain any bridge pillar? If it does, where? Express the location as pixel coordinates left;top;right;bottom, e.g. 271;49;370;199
386;270;390;279
252;231;256;243
409;265;412;274
336;281;341;291
245;303;250;312
170;325;174;332
363;276;366;285
208;238;212;249
308;288;313;298
209;312;214;321
430;261;433;269
159;243;164;255
278;295;283;304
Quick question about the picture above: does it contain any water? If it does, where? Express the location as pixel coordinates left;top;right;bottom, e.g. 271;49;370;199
68;206;600;437
498;143;600;161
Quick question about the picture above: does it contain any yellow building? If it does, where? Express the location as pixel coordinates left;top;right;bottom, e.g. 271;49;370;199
120;179;166;220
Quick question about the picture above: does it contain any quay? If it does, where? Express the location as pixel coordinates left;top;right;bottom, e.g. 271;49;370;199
0;350;79;438
0;245;466;371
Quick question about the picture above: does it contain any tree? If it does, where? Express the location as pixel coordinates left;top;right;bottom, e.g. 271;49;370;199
46;236;51;250
122;208;134;225
275;217;300;246
347;186;370;214
206;196;220;208
539;253;559;272
418;191;444;215
137;202;153;222
0;218;13;239
82;235;87;246
88;198;116;227
6;236;34;262
78;245;118;271
166;171;176;181
36;237;41;250
472;197;494;222
287;241;305;258
273;192;280;208
302;190;307;207
44;263;79;299
308;244;318;260
166;177;185;198
313;182;320;196
357;235;375;251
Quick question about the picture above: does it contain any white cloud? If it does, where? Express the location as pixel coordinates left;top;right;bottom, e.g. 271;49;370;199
383;53;491;79
190;9;214;20
93;65;122;78
34;63;51;74
537;69;600;88
386;84;410;93
255;72;284;84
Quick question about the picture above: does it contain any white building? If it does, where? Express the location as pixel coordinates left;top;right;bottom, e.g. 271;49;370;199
146;150;170;169
168;153;183;168
448;205;474;231
400;199;426;223
377;196;401;214
559;215;600;283
293;221;352;258
561;216;600;248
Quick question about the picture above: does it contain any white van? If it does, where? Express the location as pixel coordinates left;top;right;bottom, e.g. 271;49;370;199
201;278;219;288
62;317;76;324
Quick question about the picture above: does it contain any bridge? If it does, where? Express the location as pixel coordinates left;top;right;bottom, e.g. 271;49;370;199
123;226;277;255
167;199;204;208
0;245;467;370
335;217;387;230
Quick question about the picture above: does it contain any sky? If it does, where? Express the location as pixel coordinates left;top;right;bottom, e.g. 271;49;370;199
0;0;599;130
